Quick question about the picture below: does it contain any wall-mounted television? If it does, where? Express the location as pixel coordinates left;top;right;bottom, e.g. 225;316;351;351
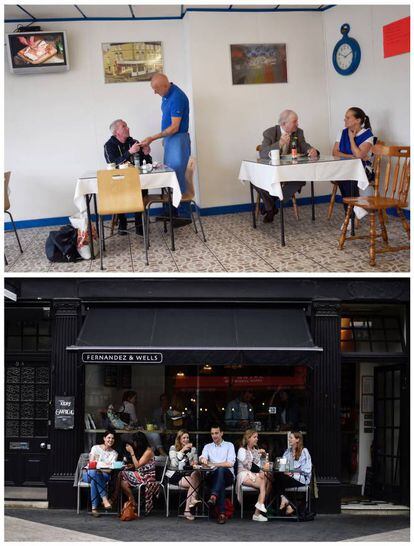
6;31;70;74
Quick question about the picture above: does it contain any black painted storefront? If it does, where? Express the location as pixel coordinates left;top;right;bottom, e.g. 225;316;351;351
4;278;409;512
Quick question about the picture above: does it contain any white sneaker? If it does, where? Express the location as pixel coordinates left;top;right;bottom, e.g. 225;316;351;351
255;502;267;513
253;513;268;522
340;222;352;232
354;206;368;220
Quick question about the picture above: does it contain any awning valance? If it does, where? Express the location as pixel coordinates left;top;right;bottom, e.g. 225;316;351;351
67;306;322;366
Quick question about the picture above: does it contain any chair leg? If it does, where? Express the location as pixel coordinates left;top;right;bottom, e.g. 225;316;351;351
99;215;104;271
142;215;148;266
240;488;243;519
193;201;207;242
77;485;80;514
397;207;410;241
110;214;117;236
369;211;377;267
338;205;353;249
378;209;389;245
189;202;198;234
5;211;23;253
327;183;337;219
292;194;299;221
255;193;261;222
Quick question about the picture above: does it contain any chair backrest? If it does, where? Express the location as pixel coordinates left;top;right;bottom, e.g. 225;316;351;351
73;452;90;486
97;167;144;215
371;144;410;204
155;455;168;483
183;156;197;200
4;171;11;211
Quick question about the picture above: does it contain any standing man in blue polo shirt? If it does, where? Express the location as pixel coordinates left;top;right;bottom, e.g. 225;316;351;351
140;73;191;227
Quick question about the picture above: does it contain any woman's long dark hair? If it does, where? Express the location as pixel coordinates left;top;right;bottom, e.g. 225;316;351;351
132;431;151;459
348;107;371;130
122;390;137;403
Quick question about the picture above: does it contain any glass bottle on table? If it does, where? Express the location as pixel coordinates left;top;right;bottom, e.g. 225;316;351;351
291;138;298;160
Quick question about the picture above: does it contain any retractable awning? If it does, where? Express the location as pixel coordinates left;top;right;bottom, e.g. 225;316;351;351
67;306;322;366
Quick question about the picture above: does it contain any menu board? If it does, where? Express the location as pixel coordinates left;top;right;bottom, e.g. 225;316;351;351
54;396;75;429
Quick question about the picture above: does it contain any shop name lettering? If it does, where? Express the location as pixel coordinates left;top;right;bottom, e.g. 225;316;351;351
82;352;163;363
55;400;74;416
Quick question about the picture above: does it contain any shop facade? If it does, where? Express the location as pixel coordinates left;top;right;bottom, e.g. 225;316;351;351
4;278;409;512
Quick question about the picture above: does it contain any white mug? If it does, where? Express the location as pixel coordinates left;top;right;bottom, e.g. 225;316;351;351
268;149;280;164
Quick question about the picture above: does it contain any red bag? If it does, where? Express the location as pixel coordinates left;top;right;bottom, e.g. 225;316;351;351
120;500;138;521
213;498;234;520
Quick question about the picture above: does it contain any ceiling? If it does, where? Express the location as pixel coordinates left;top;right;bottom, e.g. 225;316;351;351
5;4;335;23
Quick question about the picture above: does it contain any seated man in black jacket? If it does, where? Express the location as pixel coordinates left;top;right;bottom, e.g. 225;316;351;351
104;119;152;235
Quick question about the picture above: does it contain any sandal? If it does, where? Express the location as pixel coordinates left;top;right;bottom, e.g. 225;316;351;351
279;496;289;511
285;504;296;516
184;511;195;521
91;509;100;517
188;498;202;509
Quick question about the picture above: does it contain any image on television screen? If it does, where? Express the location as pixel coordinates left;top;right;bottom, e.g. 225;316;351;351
8;31;68;69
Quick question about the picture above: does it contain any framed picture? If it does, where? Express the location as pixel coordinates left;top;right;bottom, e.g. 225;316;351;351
102;41;163;84
361;394;374;413
362;375;374;395
230;43;287;85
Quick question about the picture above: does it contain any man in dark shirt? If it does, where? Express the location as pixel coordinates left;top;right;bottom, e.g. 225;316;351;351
103;119;152;235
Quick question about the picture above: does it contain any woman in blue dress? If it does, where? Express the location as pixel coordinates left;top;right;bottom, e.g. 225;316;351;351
332;107;374;227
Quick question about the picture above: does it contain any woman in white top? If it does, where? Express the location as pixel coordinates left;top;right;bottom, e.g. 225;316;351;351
166;429;201;521
236;429;271;522
82;430;118;517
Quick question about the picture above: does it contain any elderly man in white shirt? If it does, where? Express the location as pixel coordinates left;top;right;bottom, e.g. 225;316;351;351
199;425;236;524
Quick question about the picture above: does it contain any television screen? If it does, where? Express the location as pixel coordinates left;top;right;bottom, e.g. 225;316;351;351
7;31;69;74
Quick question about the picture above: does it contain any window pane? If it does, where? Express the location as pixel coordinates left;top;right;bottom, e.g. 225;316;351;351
7;336;21;351
393;371;400;398
22;322;37;336
355;341;371;352
6;321;21;335
371;341;387;352
385;371;393;397
22;336;37;351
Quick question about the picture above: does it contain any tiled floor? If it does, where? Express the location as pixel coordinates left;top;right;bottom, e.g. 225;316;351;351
4;204;410;273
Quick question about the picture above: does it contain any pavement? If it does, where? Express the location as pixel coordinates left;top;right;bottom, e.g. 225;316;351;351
4;508;410;542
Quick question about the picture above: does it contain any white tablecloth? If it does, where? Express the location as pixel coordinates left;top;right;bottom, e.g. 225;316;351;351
74;169;182;213
238;156;369;201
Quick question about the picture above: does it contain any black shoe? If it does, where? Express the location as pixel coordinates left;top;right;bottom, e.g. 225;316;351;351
118;219;127;235
135;224;144;236
207;495;217;507
263;211;275;223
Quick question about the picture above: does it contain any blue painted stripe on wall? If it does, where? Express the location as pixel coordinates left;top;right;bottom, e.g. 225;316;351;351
7;193;408;230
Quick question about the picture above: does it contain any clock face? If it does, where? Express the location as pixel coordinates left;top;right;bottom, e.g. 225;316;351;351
336;43;353;70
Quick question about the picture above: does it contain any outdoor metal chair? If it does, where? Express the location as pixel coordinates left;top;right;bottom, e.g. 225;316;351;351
74;452;91;514
237;483;258;519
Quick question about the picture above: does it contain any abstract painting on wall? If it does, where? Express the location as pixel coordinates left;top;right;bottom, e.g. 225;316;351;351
102;41;163;84
230;43;287;85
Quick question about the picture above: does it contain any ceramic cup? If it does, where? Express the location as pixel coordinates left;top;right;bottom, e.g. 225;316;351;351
268;149;280;164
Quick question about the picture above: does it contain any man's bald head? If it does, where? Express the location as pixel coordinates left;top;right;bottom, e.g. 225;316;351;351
151;73;171;97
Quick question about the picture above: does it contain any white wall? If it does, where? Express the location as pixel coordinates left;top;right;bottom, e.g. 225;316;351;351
5;5;411;222
323;5;410;146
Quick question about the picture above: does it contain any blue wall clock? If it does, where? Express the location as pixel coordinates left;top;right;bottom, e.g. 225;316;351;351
332;23;361;76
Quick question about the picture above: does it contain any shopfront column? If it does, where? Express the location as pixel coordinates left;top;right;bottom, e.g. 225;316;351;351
48;299;81;508
310;299;341;513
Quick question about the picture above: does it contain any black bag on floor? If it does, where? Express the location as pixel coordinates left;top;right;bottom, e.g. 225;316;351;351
45;225;82;262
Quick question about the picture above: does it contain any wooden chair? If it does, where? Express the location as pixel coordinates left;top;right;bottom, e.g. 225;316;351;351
338;144;410;266
97;167;148;269
180;156;207;242
327;139;384;221
4;171;23;265
255;145;299;221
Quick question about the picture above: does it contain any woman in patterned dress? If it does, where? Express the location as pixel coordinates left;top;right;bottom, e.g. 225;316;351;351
120;432;159;515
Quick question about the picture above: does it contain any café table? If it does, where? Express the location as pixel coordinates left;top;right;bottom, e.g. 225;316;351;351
171;466;213;519
82;463;125;515
74;165;182;258
238;155;369;245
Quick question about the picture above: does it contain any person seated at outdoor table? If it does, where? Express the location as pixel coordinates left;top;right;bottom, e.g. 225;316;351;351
167;429;202;520
82;430;118;517
273;431;312;517
257;109;319;223
119;432;160;516
199;425;236;524
332;107;374;230
103;119;152;236
118;390;166;456
225;390;255;430
236;429;271;522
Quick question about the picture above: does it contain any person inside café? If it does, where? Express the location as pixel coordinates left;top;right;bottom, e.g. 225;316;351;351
272;431;312;517
82;430;118;517
225;390;255;430
166;429;202;520
236;429;271;522
152;393;170;432
119;432;160;516
140;73;191;227
332;107;374;229
272;389;300;431
199;425;236;524
257;109;319;223
118;390;167;456
103;119;152;235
